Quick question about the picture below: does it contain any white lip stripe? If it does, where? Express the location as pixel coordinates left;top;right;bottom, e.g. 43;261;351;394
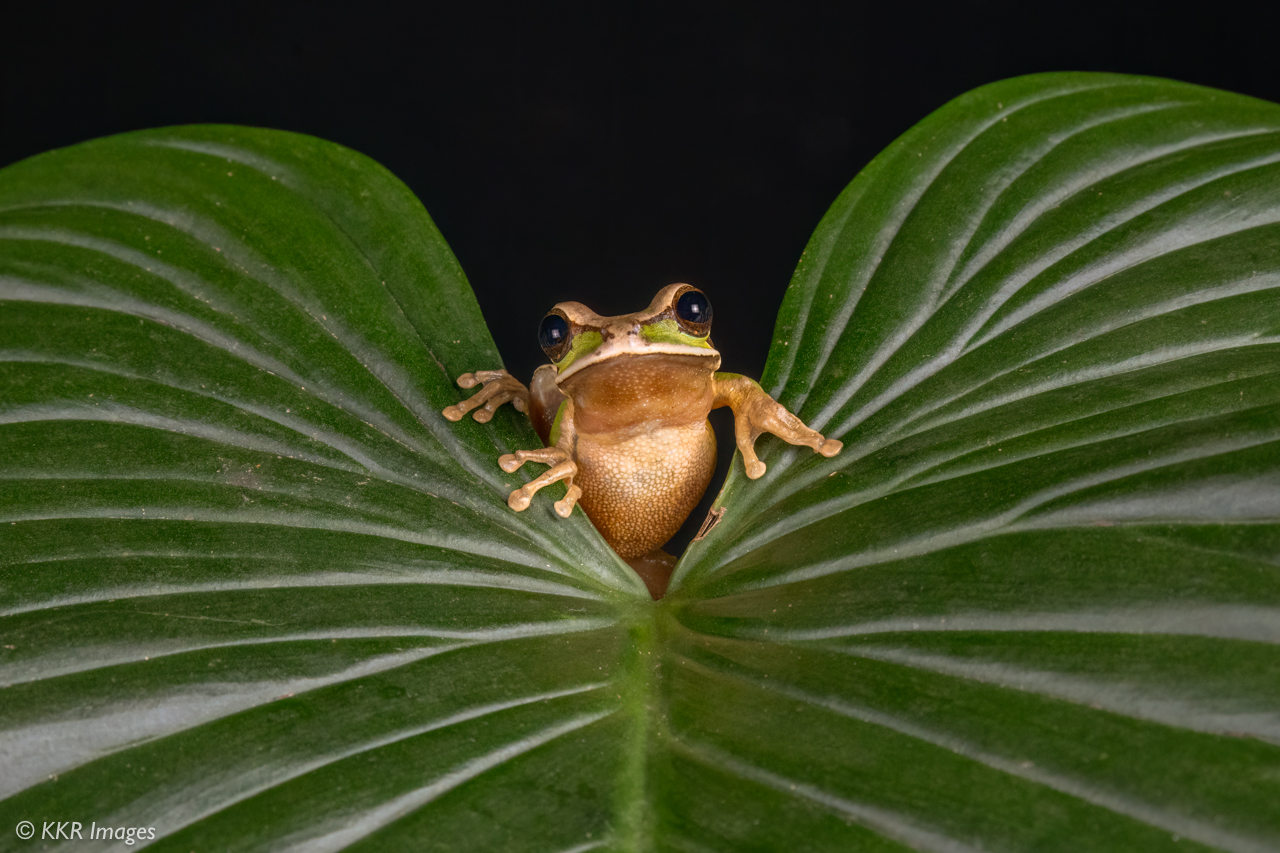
556;338;719;382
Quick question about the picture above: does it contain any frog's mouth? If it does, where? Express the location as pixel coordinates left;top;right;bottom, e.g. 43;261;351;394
556;328;719;383
555;343;720;384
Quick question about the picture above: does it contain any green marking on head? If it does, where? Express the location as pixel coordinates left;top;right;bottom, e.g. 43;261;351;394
640;318;712;348
553;329;604;372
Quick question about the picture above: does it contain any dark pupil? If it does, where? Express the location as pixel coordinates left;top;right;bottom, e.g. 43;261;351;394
538;314;570;352
676;290;712;325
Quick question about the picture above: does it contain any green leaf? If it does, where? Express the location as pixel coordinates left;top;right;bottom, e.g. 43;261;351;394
3;72;1280;851
0;126;647;852
671;73;1280;850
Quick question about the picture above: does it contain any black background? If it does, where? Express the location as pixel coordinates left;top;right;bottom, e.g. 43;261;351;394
4;1;1277;550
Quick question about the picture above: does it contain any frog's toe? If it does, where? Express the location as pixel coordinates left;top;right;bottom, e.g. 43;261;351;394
818;438;843;457
441;391;488;422
553;484;582;518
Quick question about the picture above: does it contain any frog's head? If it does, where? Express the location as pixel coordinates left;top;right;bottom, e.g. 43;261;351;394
539;283;721;383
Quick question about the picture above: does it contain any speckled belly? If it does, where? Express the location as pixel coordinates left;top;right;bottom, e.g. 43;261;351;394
573;420;717;559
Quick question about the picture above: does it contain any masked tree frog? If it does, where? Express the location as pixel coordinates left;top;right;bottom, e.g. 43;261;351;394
443;284;842;597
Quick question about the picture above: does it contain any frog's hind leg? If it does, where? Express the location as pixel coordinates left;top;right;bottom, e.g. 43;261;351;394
500;447;582;517
624;550;678;600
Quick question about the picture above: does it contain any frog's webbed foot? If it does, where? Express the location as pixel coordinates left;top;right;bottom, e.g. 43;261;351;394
442;370;529;423
499;447;582;517
715;373;842;479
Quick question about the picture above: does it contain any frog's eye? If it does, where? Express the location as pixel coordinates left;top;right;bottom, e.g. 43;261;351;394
675;289;712;335
538;312;572;360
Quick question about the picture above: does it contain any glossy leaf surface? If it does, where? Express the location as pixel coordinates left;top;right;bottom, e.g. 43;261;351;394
673;73;1280;852
3;73;1280;851
0;126;647;852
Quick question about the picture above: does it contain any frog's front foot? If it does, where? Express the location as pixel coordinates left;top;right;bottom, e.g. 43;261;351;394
499;447;582;517
735;400;842;479
442;370;529;423
715;373;842;479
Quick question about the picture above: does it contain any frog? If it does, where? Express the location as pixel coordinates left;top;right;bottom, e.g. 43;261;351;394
442;283;842;597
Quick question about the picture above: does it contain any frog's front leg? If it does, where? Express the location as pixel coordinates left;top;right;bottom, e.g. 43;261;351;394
443;368;578;516
442;370;529;423
499;448;582;517
712;372;842;478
